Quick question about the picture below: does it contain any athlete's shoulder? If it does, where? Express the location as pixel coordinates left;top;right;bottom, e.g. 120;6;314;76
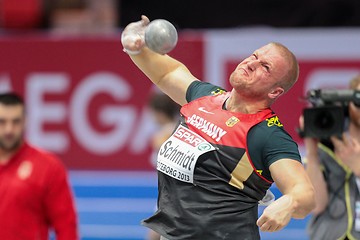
255;115;285;131
186;81;227;103
250;115;294;143
249;116;301;169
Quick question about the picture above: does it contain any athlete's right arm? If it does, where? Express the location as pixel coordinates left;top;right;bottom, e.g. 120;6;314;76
121;15;198;106
130;48;198;106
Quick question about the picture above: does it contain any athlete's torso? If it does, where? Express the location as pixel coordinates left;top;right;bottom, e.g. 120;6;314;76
143;81;301;240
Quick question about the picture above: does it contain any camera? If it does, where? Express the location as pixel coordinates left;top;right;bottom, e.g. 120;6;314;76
302;89;360;139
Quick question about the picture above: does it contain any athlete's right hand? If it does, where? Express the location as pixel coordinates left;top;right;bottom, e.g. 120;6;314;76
121;15;150;55
257;195;293;232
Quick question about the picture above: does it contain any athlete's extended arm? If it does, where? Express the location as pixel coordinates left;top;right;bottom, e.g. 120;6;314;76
121;15;197;106
257;159;315;232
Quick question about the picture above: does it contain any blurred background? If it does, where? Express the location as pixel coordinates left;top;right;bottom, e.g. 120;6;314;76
1;0;360;239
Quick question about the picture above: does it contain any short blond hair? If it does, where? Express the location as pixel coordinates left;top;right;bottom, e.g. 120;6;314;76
270;42;299;93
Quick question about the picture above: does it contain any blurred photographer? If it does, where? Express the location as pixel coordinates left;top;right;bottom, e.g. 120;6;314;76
301;75;360;240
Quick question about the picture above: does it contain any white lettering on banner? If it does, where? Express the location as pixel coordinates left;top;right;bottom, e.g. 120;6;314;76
157;125;215;183
186;114;227;142
26;73;70;152
10;71;153;157
70;72;136;155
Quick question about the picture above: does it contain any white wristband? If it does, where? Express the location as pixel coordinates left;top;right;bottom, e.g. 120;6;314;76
123;48;141;55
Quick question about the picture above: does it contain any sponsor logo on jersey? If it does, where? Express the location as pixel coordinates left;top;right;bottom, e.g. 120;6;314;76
198;107;214;114
174;126;205;147
187;114;227;142
225;116;240;127
256;170;263;175
197;142;213;151
211;88;226;95
266;116;283;127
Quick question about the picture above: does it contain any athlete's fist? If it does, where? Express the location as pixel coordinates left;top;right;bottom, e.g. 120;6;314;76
121;15;150;55
257;195;293;232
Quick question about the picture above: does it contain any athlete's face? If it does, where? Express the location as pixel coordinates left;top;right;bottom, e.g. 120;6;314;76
0;104;25;151
229;44;288;100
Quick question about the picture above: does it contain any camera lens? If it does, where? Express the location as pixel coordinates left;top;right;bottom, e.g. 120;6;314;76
314;110;335;130
303;106;344;138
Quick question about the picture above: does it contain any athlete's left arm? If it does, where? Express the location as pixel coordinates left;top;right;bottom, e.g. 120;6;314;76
257;159;315;232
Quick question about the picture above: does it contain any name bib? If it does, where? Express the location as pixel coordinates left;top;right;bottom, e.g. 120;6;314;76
157;125;215;183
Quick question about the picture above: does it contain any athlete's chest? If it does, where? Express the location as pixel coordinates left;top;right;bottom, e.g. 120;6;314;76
181;95;273;147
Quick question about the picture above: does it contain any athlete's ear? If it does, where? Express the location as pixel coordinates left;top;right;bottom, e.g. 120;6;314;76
268;87;284;99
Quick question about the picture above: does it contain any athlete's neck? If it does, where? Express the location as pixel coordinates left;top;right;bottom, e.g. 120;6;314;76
225;90;270;114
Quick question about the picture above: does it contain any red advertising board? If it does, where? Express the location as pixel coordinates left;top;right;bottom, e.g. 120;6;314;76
1;29;360;169
0;33;204;170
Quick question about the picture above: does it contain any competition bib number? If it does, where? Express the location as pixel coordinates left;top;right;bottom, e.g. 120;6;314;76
157;125;215;183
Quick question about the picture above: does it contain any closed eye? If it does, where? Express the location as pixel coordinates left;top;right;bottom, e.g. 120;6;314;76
262;64;270;72
253;53;270;72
